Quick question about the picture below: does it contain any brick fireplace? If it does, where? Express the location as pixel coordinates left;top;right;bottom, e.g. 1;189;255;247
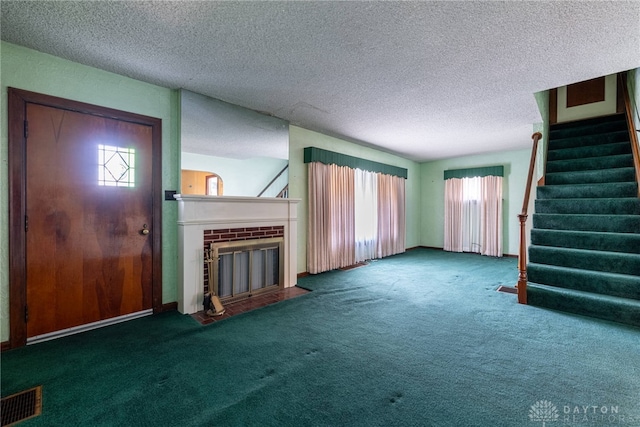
175;195;299;314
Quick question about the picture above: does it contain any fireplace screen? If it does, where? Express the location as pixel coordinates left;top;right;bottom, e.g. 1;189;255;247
209;238;283;301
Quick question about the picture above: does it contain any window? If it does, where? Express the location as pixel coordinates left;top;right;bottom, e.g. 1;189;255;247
444;175;503;257
462;176;481;202
307;162;406;273
206;174;223;196
354;169;378;262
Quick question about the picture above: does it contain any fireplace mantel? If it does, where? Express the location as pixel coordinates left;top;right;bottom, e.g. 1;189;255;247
175;195;300;314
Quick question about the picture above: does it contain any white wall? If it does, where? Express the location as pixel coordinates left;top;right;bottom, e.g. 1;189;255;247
556;74;618;123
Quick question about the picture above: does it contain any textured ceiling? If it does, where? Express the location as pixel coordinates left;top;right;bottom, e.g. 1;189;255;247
2;1;639;161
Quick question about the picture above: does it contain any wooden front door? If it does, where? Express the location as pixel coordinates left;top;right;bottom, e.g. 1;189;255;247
8;89;163;347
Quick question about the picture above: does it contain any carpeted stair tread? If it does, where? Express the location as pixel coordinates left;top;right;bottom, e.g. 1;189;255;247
535;197;640;215
536;182;638;199
528;263;640;300
548;130;629;151
547;140;631;162
530;229;640;253
528;245;640;276
527;112;639;326
527;282;640;327
546;153;634;173
544;167;635;185
548;114;627;141
533;213;640;233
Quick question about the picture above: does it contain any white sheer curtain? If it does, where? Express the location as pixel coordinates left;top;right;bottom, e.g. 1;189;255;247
444;175;502;257
354;168;378;262
462;177;481;253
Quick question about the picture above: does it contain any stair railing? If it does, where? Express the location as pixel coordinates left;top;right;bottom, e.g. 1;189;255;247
619;72;640;197
517;132;543;304
257;164;289;197
276;185;288;198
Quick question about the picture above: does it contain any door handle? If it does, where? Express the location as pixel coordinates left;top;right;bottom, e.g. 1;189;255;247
140;224;150;235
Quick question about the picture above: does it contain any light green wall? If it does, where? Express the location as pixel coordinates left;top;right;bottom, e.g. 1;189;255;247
181;152;288;197
419;148;531;256
289;125;421;274
0;41;566;342
0;42;180;342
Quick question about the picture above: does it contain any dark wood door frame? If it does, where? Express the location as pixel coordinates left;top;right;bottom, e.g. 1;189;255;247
7;88;163;349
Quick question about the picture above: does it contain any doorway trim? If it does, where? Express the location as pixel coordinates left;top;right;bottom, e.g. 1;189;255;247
7;88;163;349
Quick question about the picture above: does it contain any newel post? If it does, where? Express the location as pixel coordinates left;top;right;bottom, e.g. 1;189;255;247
517;213;528;304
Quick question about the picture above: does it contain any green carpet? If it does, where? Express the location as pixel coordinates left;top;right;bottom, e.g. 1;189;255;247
528;113;640;326
2;249;639;426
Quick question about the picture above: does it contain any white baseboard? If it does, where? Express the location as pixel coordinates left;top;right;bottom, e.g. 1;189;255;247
27;309;153;345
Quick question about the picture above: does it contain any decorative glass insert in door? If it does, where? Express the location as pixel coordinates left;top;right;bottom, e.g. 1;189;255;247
98;144;136;187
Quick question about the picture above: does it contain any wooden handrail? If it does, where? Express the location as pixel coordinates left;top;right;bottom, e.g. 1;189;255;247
619;72;640;197
517;132;542;304
257;164;289;197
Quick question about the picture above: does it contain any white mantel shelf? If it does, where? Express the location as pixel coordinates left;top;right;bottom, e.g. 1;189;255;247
175;195;300;314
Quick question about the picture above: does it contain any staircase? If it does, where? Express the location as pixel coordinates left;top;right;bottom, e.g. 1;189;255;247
526;113;640;327
257;164;288;198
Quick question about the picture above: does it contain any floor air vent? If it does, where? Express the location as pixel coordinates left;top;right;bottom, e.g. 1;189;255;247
496;285;517;294
1;386;42;426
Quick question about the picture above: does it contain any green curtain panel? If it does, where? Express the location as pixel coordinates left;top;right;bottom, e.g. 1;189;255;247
443;166;504;180
304;147;408;179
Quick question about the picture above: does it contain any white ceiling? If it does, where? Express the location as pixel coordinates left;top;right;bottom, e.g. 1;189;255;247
2;1;639;162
